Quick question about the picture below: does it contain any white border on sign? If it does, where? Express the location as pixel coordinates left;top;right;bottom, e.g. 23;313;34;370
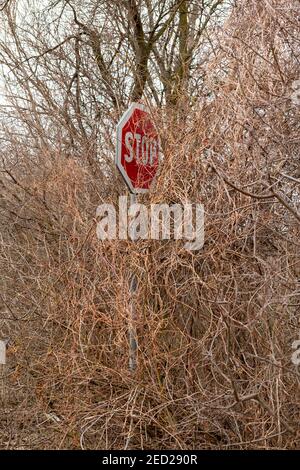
115;102;157;194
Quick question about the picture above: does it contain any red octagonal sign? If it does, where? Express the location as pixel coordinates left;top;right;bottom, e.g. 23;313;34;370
116;103;160;194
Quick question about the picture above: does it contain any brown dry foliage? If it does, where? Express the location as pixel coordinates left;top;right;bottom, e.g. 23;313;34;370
0;0;299;449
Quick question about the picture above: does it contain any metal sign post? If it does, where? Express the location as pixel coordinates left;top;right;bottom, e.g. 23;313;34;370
116;103;160;372
128;194;137;372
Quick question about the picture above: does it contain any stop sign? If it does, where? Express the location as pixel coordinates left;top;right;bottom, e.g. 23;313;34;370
116;103;160;193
